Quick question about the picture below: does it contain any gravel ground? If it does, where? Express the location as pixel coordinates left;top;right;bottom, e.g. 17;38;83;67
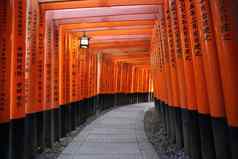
144;108;190;159
35;118;95;159
35;130;79;159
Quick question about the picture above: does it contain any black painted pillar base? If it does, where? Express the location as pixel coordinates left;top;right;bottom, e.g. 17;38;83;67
198;113;216;159
119;93;122;105
0;122;11;159
78;102;82;126
134;93;137;104
125;93;129;105
129;93;132;104
165;104;171;139
98;94;103;111
66;104;72;134
133;93;136;104
87;98;91;116
44;110;54;148
123;93;126;105
70;103;76;131
78;102;84;125
81;100;89;123
175;108;183;148
90;97;94;115
91;97;94;115
144;93;148;102
115;93;118;106
120;93;124;105
95;95;99;113
121;93;125;105
102;94;106;110
10;118;27;159
85;99;89;120
36;111;45;152
211;117;230;159
188;111;201;159
103;94;108;109
136;93;139;103
26;113;38;159
159;101;166;127
143;93;146;102
128;94;131;104
113;94;116;107
107;94;110;108
96;95;101;114
130;93;132;104
60;105;67;137
168;107;176;144
92;96;97;115
139;93;142;103
75;102;80;127
140;93;143;102
229;126;238;159
143;93;145;102
53;108;61;142
153;99;157;110
181;109;190;155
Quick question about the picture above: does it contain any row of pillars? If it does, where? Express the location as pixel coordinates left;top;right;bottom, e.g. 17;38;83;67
155;99;238;159
0;93;153;159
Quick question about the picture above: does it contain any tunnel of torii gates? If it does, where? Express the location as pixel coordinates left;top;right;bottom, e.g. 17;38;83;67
0;0;238;159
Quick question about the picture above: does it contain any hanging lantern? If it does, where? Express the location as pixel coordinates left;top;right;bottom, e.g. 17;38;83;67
80;32;90;48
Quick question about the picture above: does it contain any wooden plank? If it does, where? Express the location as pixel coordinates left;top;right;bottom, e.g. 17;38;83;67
90;40;150;49
73;28;152;37
55;13;157;25
40;0;163;11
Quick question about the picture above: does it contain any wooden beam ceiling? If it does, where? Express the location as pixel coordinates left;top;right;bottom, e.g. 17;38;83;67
42;1;159;68
48;5;160;19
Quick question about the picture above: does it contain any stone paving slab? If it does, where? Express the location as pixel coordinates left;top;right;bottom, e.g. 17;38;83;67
88;128;136;135
62;143;83;155
103;113;139;119
57;102;159;159
76;142;141;154
58;154;73;159
85;134;138;143
73;154;143;159
91;124;136;129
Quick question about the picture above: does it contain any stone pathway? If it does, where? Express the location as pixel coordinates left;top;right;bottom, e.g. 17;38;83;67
57;103;159;159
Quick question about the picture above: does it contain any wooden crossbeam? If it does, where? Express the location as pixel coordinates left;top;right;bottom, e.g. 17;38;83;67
40;0;163;11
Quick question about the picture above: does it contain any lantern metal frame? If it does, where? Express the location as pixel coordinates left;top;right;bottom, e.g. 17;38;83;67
80;32;90;49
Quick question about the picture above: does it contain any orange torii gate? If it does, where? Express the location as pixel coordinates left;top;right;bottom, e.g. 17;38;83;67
151;1;238;159
1;1;238;159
